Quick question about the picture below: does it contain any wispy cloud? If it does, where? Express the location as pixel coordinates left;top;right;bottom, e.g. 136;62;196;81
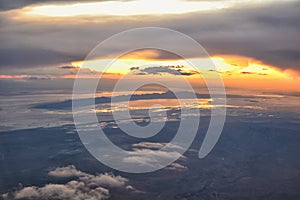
165;163;187;171
0;65;113;79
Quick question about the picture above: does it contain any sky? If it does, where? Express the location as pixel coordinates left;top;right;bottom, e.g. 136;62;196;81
0;0;299;91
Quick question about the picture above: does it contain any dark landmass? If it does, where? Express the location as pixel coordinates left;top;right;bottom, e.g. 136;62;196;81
1;114;299;200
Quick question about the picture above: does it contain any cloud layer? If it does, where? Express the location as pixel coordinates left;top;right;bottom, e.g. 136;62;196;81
0;0;299;74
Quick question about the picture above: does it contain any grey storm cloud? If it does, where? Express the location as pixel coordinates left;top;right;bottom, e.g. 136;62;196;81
0;0;299;72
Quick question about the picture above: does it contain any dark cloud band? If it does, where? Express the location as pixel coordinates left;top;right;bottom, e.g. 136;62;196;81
0;1;299;72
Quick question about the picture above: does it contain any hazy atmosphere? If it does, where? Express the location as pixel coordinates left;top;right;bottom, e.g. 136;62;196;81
0;0;299;199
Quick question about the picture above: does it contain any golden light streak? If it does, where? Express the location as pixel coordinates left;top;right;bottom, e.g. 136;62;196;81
24;0;231;17
22;0;287;17
72;55;290;78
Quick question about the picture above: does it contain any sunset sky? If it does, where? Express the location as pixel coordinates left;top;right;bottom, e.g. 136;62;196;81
1;1;300;199
0;0;299;91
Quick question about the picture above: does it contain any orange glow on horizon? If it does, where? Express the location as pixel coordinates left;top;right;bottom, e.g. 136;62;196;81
1;55;298;91
71;54;294;79
0;75;28;79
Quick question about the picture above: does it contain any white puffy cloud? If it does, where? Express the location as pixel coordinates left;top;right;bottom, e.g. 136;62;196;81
2;165;132;200
14;187;40;199
11;182;109;200
48;165;85;178
125;142;187;170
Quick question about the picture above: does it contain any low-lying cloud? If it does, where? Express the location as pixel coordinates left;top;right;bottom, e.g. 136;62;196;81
1;165;132;200
125;142;187;169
